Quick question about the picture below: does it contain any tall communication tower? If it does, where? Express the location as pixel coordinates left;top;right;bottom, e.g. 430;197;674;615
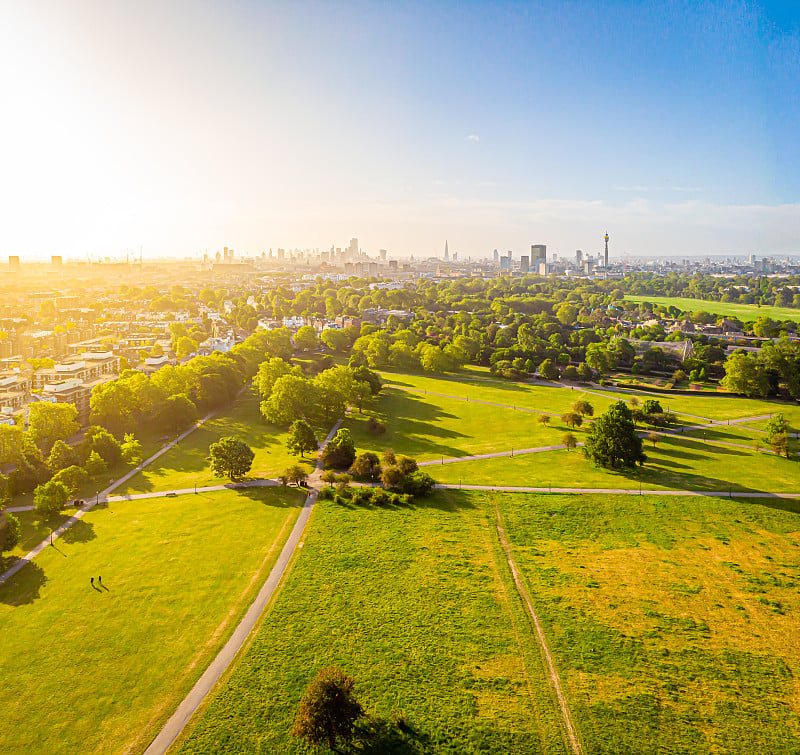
604;232;609;268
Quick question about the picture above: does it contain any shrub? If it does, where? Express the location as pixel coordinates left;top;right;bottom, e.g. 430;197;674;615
396;455;418;475
365;417;386;435
398;470;435;497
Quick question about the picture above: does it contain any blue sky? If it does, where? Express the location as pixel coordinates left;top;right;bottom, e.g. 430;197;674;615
1;0;798;259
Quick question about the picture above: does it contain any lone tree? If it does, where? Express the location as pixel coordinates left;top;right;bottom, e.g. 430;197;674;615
287;420;318;459
583;401;646;470
562;432;578;451
537;415;551;428
208;437;255;481
292;667;364;751
562;411;583;429
572;400;594;417
284;464;309;486
766;414;791;458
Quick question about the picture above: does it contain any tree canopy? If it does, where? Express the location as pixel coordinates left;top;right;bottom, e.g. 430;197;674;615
583;401;646;469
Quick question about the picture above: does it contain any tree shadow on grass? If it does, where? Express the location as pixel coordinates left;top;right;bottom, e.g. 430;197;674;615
351;716;432;754
60;519;96;545
0;561;47;605
227;485;303;509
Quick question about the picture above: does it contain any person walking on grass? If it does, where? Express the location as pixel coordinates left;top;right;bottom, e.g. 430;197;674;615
98;576;102;587
90;577;94;588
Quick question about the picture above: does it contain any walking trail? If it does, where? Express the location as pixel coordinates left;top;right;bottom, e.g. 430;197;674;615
494;501;583;755
142;419;343;755
0;410;220;586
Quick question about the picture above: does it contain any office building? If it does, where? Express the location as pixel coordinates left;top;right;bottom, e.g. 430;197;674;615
531;245;546;266
520;255;530;273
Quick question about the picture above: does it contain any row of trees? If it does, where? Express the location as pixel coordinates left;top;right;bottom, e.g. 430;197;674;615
256;359;381;427
89;327;295;437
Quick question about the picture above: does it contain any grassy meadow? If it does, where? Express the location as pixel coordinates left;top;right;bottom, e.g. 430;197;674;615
433;431;799;493
624;295;800;323
496;491;800;753
116;391;316;495
175;490;568;755
0;487;303;755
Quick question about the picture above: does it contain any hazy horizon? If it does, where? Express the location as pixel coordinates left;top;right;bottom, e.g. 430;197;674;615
2;0;799;260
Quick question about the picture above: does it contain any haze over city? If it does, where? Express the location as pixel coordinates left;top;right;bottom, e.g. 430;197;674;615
2;0;799;260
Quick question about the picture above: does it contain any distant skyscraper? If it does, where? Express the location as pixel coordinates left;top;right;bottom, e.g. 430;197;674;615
604;232;609;268
520;255;530;273
499;256;511;272
349;238;359;258
443;240;450;261
576;249;583;264
379;249;387;260
531;244;546;265
493;249;499;265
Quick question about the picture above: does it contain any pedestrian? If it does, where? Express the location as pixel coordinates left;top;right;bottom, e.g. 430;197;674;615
98;576;102;586
90;577;94;587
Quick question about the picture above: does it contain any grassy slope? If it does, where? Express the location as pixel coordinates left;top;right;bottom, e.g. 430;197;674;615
175;491;568;755
434;432;800;492
0;487;303;755
116;391;314;495
346;382;564;461
624;295;800;322
497;491;800;754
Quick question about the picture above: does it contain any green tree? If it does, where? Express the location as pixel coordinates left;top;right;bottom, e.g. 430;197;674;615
349;451;381;480
562;432;577;451
538;359;559;381
537;414;551;427
322;428;356;469
34;479;69;518
379;465;402;488
562;411;583;429
254;357;299;400
121;433;143;465
284;464;309;486
1;511;21;553
27;402;79;453
572;400;594;417
292;667;365;752
83;426;123;467
52;465;89;496
47;439;78;472
287;420;318;459
321;328;349;353
583;401;646;469
261;375;313;426
85;450;107;478
175;336;198;359
208;437;255;481
158;393;198;434
721;352;769;397
294;325;319;352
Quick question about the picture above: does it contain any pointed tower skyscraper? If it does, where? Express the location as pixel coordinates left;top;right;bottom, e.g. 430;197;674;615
444;240;449;261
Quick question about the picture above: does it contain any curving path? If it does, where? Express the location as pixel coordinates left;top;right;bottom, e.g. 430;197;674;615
142;419;343;755
0;410;221;586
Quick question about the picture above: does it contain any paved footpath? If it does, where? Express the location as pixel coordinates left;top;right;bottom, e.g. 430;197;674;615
142;419;344;755
436;483;800;498
0;411;220;586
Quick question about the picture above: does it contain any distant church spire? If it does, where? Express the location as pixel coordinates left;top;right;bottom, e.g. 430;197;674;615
444;240;449;261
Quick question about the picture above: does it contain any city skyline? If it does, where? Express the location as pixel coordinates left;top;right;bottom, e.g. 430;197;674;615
2;0;799;260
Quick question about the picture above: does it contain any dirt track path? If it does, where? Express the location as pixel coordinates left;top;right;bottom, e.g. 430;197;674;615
494;501;583;755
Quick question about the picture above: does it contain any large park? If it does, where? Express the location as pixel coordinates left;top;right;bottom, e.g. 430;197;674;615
1;353;799;753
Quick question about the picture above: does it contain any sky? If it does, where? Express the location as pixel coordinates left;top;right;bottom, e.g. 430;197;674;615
1;0;799;260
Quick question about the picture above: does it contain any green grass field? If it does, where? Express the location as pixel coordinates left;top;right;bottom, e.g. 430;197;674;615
0;487;303;755
175;491;568;754
624;295;800;322
497;491;800;753
116;391;315;495
434;431;800;493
